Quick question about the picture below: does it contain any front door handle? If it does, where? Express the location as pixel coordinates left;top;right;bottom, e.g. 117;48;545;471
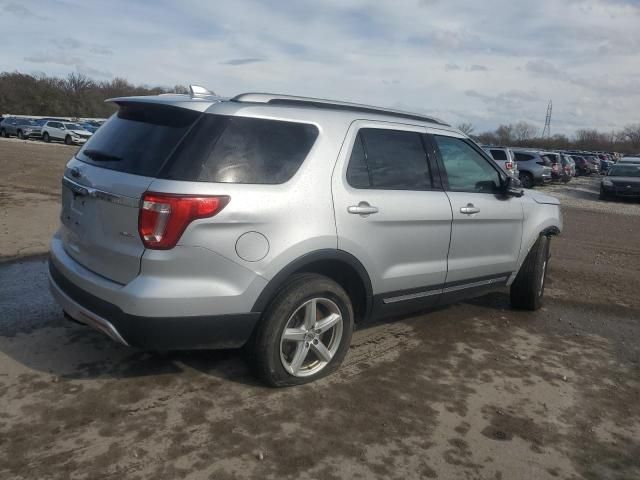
348;201;379;216
460;203;480;215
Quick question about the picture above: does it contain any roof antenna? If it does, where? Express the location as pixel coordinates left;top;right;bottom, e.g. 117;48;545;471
189;85;215;98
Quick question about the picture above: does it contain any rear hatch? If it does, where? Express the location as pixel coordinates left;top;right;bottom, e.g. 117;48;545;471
59;102;202;284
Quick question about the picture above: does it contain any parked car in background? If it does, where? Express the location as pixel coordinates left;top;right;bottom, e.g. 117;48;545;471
599;158;614;173
482;146;519;177
541;152;571;183
571;155;591;176
560;154;576;179
584;155;601;174
41;121;93;145
48;87;562;386
512;149;553;188
0;117;42;139
600;163;640;200
619;156;640;164
79;121;102;133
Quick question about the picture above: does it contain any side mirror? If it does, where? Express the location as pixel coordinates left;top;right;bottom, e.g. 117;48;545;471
502;175;524;197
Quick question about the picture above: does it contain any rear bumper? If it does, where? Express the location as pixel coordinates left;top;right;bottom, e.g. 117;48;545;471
49;260;260;350
22;131;42;138
48;233;266;350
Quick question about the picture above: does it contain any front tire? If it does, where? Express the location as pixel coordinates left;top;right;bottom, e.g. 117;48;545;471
65;135;73;145
599;188;611;201
510;235;550;311
17;130;24;140
251;273;354;387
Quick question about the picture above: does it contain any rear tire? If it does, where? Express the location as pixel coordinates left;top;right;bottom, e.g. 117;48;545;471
510;235;550;311
251;273;354;387
519;172;534;189
43;132;50;143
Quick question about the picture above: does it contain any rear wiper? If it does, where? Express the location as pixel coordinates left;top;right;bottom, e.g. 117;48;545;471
82;149;122;162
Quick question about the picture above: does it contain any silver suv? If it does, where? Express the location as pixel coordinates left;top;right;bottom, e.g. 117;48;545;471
512;149;553;188
482;146;519;178
49;87;562;386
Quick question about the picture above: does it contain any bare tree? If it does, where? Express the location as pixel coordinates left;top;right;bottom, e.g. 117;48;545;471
0;71;216;118
456;122;475;136
575;129;610;150
495;124;514;145
619;124;640;149
513;121;538;143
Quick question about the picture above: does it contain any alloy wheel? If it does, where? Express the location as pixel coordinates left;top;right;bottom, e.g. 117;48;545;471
279;297;343;378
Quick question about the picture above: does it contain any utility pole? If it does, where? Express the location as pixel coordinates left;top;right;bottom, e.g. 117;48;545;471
542;100;552;138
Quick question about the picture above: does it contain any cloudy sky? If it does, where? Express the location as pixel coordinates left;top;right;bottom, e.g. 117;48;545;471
2;0;639;134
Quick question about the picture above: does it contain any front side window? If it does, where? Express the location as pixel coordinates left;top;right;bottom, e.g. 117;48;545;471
434;135;501;193
346;128;432;190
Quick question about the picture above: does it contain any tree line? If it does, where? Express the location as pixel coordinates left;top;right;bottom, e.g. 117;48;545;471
458;121;640;154
1;71;638;153
0;71;189;118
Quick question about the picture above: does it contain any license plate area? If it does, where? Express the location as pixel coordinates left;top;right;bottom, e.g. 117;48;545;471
61;184;94;230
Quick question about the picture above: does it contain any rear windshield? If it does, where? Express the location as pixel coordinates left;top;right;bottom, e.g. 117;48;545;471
489;149;507;160
77;104;318;183
77;103;200;177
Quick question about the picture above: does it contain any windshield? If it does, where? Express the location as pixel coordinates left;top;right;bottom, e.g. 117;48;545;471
64;123;83;130
609;165;640;177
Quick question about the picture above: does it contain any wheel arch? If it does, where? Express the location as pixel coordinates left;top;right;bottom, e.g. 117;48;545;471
513;210;562;282
251;249;373;322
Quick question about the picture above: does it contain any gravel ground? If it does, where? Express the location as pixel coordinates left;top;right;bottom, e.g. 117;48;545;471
0;139;639;479
544;175;640;216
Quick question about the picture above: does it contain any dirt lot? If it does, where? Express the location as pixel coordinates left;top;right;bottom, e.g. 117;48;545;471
0;138;77;260
0;138;639;479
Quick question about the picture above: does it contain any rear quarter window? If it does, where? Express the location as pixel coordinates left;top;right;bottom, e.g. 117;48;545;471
163;115;318;184
514;152;534;161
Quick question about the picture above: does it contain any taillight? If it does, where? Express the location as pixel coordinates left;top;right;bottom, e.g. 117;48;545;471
505;161;513;170
552;163;559;172
139;192;230;250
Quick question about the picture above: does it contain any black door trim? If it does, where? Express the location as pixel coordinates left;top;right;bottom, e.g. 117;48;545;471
370;271;512;321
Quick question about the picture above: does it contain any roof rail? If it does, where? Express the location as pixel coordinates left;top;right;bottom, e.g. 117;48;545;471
231;92;450;126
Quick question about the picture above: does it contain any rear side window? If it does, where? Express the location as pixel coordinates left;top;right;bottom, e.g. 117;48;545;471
514;152;534;161
164;115;318;184
346;128;432;190
490;149;507;161
76;103;200;177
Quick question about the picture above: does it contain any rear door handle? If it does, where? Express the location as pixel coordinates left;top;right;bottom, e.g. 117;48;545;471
348;201;379;216
460;203;480;215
